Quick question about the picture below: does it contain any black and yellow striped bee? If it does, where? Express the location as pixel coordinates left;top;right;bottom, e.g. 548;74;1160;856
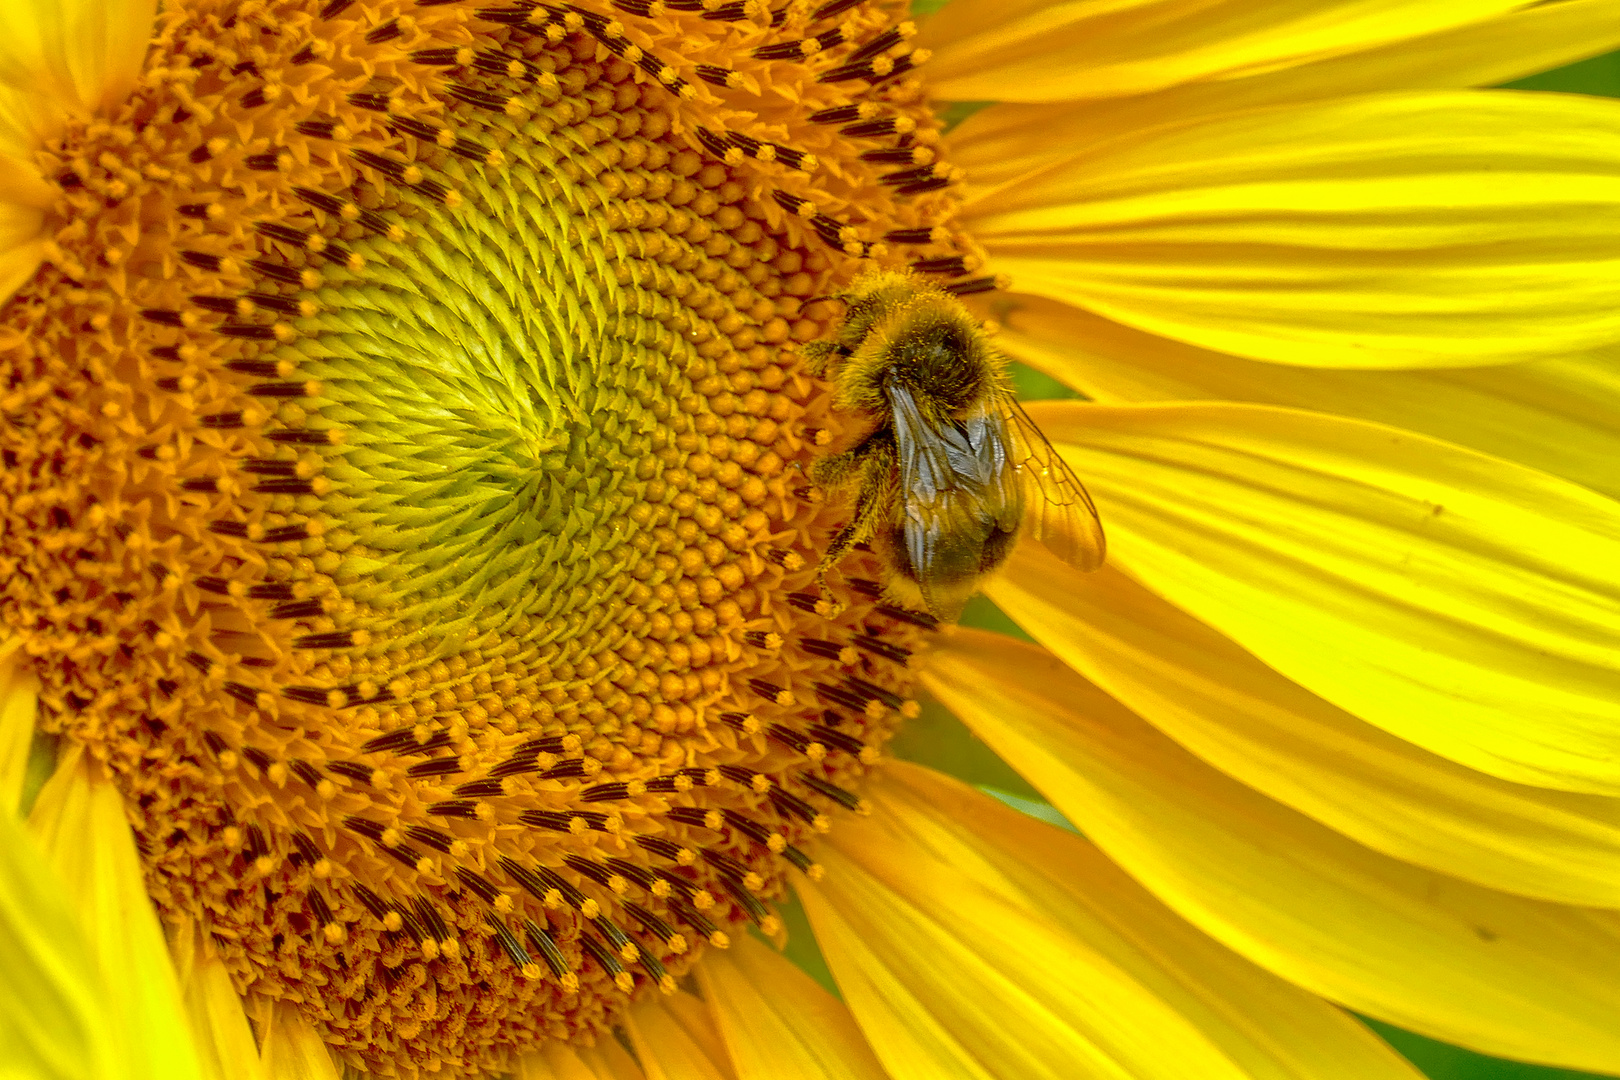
806;270;1106;622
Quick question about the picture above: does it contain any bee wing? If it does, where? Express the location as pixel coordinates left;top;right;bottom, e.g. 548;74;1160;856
888;382;1008;614
1002;393;1107;572
889;382;981;507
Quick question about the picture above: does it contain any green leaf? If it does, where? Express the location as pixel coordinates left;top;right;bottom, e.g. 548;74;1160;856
1504;50;1620;97
1364;1018;1613;1080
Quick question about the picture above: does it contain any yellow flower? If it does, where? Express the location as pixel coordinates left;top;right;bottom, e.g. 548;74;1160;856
3;0;1620;1078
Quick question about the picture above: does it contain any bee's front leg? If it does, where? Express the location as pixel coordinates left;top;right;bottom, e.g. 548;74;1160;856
808;445;862;490
815;440;896;586
800;340;852;378
809;423;887;489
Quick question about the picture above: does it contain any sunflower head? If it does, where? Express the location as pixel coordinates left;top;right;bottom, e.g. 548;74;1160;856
10;1;1620;1079
0;0;986;1073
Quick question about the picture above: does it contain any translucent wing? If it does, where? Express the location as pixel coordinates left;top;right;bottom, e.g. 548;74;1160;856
1000;393;1106;572
888;383;1012;618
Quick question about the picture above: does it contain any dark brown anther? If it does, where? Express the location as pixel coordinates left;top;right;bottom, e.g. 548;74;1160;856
577;933;627;983
221;682;262;707
523;919;573;979
406;757;464;778
293;631;357;649
489;918;536;970
328;762;377;786
365;18;402;43
942;276;1002;296
430;800;481;820
282;686;339;705
797;771;863;810
452;778;507;798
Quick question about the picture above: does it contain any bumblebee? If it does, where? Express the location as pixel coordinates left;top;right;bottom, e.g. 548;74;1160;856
805;270;1106;622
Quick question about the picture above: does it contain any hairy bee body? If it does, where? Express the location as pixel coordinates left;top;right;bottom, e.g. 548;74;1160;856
807;270;1105;622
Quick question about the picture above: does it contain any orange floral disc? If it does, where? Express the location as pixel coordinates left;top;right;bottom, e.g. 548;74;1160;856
0;0;990;1074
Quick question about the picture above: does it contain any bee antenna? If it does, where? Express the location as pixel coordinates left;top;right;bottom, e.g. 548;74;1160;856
803;293;847;310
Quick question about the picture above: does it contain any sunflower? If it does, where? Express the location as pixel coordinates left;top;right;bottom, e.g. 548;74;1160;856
4;0;1620;1078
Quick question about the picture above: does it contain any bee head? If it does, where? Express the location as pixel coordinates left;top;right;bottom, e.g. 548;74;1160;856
871;304;995;417
810;269;1005;419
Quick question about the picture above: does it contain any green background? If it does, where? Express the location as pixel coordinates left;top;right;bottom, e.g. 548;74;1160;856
781;23;1620;1080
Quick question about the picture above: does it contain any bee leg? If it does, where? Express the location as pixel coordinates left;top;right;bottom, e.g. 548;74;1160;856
809;447;862;489
815;443;895;583
809;426;886;490
819;521;860;578
800;340;852;378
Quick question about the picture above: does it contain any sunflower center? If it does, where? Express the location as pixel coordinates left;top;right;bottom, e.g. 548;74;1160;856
1;0;983;1074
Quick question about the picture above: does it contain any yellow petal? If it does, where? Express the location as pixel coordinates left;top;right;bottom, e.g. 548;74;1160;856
0;0;157;125
920;634;1620;1071
696;934;889;1080
0;639;37;812
0;111;59;208
516;1048;573;1080
917;0;1528;104
950;0;1620;194
28;748;205;1080
966;91;1620;368
624;993;737;1080
0;70;62;181
0;794;122;1080
584;1041;649;1080
1030;399;1620;795
169;927;264;1080
983;553;1620;907
258;1003;340;1080
0;204;45;305
991;292;1620;503
518;1040;648;1080
802;762;1427;1080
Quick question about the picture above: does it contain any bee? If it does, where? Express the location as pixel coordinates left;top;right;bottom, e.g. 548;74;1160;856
804;269;1106;622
